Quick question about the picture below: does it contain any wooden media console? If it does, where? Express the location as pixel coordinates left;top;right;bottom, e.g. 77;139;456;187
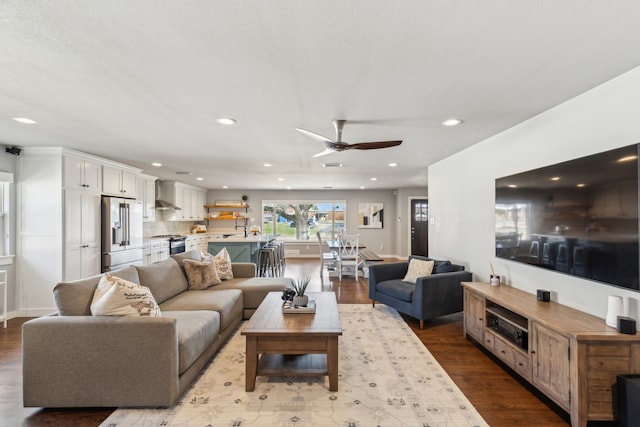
462;282;640;427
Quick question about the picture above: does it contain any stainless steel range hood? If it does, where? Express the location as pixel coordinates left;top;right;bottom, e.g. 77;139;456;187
154;180;181;210
155;199;181;210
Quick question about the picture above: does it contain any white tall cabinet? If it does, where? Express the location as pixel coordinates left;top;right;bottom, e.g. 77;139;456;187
136;174;157;222
63;189;100;281
63;155;102;281
17;148;142;316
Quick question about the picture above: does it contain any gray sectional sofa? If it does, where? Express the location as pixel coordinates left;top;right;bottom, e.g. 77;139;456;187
22;250;290;408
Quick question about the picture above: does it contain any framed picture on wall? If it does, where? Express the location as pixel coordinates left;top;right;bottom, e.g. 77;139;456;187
358;202;383;228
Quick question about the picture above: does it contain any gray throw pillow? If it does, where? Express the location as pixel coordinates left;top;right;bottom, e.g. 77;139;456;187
433;260;453;274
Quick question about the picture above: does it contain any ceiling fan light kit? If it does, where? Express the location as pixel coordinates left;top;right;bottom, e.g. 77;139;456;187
296;120;402;157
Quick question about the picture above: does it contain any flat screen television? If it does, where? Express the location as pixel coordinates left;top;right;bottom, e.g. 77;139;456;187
495;143;639;291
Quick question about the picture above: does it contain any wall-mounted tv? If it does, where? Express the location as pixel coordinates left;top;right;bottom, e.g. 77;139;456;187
495;143;639;291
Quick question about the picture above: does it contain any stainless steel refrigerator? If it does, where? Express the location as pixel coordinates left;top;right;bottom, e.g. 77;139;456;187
101;196;143;272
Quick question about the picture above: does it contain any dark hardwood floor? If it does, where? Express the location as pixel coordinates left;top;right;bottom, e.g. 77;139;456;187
1;258;571;426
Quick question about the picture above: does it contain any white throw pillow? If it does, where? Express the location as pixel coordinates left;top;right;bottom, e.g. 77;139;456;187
402;259;435;284
91;274;161;317
214;247;234;280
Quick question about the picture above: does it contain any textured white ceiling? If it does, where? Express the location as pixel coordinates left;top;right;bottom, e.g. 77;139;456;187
2;1;640;190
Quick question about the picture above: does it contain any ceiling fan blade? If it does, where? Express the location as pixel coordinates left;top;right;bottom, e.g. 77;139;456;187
346;140;403;150
295;128;334;144
312;148;336;158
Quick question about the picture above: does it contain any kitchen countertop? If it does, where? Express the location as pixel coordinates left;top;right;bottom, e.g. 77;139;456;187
144;233;278;243
208;233;277;243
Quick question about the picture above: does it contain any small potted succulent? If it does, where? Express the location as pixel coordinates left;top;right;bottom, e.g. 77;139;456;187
241;195;248;206
290;276;311;307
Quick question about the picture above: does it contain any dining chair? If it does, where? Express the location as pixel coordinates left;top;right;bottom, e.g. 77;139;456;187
317;231;338;277
338;234;361;280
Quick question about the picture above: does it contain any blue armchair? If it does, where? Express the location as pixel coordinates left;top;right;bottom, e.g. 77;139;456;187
368;255;472;329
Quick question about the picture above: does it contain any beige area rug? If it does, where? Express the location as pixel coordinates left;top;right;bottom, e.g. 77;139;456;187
101;304;488;426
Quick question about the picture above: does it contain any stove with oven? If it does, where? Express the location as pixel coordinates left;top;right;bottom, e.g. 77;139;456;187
151;234;187;254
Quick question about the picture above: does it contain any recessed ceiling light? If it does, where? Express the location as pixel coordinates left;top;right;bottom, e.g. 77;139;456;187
322;163;343;168
222;185;229;189
196;177;203;181
216;117;236;125
618;155;638;162
277;177;284;181
263;163;273;167
360;186;366;189
370;177;377;181
442;118;463;127
551;176;560;181
286;186;292;190
388;163;398;167
13;117;37;124
508;184;517;188
151;162;162;167
577;183;586;187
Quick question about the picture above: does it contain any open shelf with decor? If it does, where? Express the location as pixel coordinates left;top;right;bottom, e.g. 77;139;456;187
204;203;249;233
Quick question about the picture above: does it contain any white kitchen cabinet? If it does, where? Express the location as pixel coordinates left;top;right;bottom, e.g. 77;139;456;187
186;235;197;252
186;235;208;253
194;190;205;220
64;189;101;281
161;181;207;221
63;155;101;192
159;241;170;260
18;147;143;315
143;240;170;265
178;186;205;220
136;174;157;222
198;235;208;252
102;165;138;198
176;185;187;220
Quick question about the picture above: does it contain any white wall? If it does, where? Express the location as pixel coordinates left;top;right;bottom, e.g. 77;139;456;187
428;65;640;322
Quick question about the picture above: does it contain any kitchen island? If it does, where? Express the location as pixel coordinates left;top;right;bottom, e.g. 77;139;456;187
208;234;278;265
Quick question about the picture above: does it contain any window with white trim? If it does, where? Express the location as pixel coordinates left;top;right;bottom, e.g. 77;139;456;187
262;200;346;241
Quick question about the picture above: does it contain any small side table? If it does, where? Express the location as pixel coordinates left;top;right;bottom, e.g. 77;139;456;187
0;270;6;328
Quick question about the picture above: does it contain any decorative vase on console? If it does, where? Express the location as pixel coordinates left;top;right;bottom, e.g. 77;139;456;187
291;276;311;307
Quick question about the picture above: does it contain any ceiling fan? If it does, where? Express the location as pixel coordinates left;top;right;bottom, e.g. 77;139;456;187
296;120;402;157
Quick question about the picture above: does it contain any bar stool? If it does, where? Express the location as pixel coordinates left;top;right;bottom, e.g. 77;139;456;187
268;241;285;276
542;242;558;268
275;240;286;274
528;241;540;263
264;242;283;277
258;246;277;277
556;243;571;273
572;246;588;276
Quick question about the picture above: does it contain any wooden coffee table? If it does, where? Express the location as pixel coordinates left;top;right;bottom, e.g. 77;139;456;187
241;291;342;391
